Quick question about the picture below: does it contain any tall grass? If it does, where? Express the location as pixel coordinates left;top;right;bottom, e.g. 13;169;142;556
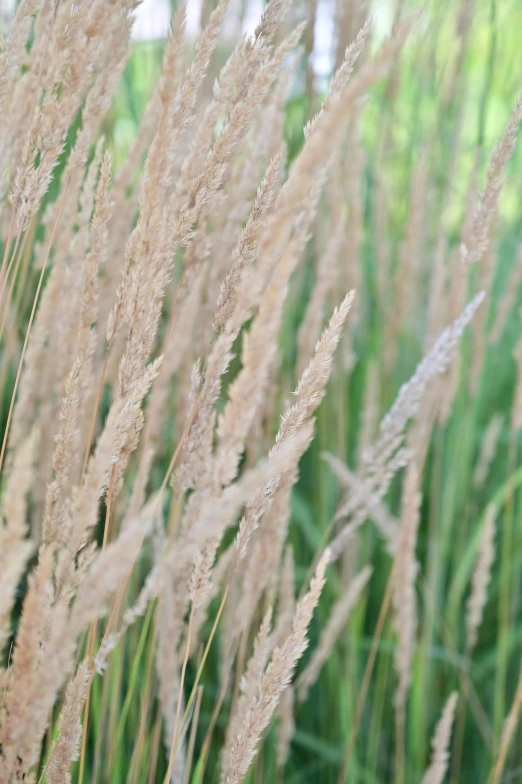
1;0;522;782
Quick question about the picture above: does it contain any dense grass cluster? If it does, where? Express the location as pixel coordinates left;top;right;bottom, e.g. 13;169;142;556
1;0;522;782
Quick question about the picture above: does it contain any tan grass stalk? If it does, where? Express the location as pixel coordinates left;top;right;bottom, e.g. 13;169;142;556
57;358;162;592
214;151;283;331
421;693;458;784
221;550;329;784
512;335;522;433
224;609;274;769
465;505;496;655
68;495;161;637
76;152;113;391
106;0;230;351
234;293;354;634
304;16;372;139
472;415;503;490
253;15;413;312
42;661;91;784
0;549;57;779
322;452;399;550
296;208;347;377
297;565;372;702
113;0;188;200
392;463;421;778
42;360;81;546
328;292;485;562
489;661;522;784
461;90;522;266
94;430;311;671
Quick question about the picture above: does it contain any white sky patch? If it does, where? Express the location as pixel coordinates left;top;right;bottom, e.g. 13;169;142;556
132;0;171;41
313;0;335;78
0;0;16;30
242;0;263;36
186;0;203;37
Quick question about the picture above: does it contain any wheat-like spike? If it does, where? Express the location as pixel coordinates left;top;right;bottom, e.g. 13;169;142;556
189;537;219;611
233;293;354;637
472;414;503;490
95;432;310;672
326;293;485;564
236;470;296;640
465;505;496;655
304;16;372;139
512;335;522;433
296;210;347;378
10;0;135;229
297;565;372;702
392;463;421;739
234;292;354;576
322;452;399;549
174;0;290;209
56;358;162;593
114;0;188;198
106;0;230;348
69;493;161;636
221;550;329;784
77;151;113;376
420;693;458;784
461;90;522;266
276;292;355;451
42;360;81;546
365;292;485;475
223;609;274;768
214;151;283;332
44;660;91;784
491;661;522;784
0;549;54;778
